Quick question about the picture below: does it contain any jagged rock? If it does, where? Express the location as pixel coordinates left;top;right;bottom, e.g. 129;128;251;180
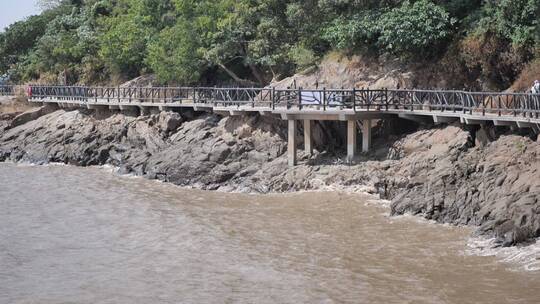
9;104;58;128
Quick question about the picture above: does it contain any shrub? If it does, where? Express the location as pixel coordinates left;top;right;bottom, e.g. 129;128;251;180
322;11;380;51
146;22;204;84
376;0;454;57
460;0;540;89
477;0;539;50
288;44;317;71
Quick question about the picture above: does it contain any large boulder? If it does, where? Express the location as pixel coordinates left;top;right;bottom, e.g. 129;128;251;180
9;104;59;129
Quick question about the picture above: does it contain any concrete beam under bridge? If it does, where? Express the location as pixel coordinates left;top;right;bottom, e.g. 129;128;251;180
86;104;109;110
398;113;433;124
304;120;313;155
494;120;517;127
288;119;297;167
361;119;371;153
347;119;372;162
460;117;486;125
193;106;213;112
433;115;459;124
517;121;540;133
347;120;357;162
279;112;391;121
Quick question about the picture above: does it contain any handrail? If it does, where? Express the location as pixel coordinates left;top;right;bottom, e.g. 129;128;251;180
0;85;15;96
24;85;540;119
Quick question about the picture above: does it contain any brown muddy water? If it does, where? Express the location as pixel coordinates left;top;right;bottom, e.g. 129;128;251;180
0;163;539;304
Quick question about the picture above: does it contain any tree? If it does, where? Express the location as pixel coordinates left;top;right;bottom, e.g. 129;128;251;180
98;0;175;80
37;0;64;10
377;0;454;57
146;21;203;84
0;15;51;73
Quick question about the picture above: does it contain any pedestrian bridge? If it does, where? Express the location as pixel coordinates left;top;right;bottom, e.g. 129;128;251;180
3;84;540;166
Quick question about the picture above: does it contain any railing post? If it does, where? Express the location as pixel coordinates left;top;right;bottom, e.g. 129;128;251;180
385;88;389;111
352;88;356;112
212;86;217;107
272;87;275;110
163;88;167;103
323;87;326;111
298;87;302;110
482;94;486;116
525;94;529;118
367;87;371;111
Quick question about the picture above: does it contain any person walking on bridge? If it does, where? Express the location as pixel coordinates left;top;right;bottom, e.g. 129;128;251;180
531;80;540;94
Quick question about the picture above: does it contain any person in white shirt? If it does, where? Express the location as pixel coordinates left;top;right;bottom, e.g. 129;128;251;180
531;80;540;94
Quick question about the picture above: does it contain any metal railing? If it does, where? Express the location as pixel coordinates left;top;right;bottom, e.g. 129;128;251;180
0;85;14;96
27;85;540;118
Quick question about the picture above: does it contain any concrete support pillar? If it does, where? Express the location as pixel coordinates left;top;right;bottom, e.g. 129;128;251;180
303;119;313;155
347;120;357;161
288;119;297;167
361;119;372;153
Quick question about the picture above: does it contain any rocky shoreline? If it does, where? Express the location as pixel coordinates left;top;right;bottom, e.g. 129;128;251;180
1;103;539;247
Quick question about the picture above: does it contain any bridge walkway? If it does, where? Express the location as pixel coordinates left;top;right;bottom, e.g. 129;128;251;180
3;85;540;166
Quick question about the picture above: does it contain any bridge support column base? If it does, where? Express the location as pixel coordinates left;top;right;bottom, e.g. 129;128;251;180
303;119;313;155
347;120;357;162
361;119;372;153
288;119;297;167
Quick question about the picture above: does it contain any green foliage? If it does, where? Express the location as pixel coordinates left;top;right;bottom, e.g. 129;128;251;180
97;0;175;79
288;44;317;71
146;21;203;84
0;14;53;74
459;0;540;88
477;0;539;49
322;1;455;57
99;15;151;78
1;0;539;87
322;11;380;50
376;0;455;57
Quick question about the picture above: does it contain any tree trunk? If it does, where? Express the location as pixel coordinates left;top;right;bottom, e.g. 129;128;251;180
217;63;257;86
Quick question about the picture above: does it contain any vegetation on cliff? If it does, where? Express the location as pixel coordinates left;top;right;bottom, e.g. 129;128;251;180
0;0;538;90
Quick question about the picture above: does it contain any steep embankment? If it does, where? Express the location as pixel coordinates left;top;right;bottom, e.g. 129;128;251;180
272;52;475;90
1;106;539;247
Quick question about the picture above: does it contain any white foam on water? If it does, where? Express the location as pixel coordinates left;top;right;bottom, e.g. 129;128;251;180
95;163;119;173
3;160;70;167
466;236;540;272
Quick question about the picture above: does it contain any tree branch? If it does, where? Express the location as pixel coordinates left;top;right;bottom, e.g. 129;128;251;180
217;63;258;86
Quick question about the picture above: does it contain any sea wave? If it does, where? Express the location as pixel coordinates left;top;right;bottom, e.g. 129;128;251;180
466;237;540;272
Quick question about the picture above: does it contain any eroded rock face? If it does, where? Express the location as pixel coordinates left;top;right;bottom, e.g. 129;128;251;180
1;108;539;247
0;109;290;189
388;127;540;247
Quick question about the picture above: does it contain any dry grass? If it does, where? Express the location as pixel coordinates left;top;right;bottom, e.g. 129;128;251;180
509;58;540;92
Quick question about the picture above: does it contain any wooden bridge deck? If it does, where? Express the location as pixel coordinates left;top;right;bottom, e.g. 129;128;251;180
3;84;540;165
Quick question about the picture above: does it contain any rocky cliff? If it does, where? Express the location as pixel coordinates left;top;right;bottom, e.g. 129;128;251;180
1;105;539;247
